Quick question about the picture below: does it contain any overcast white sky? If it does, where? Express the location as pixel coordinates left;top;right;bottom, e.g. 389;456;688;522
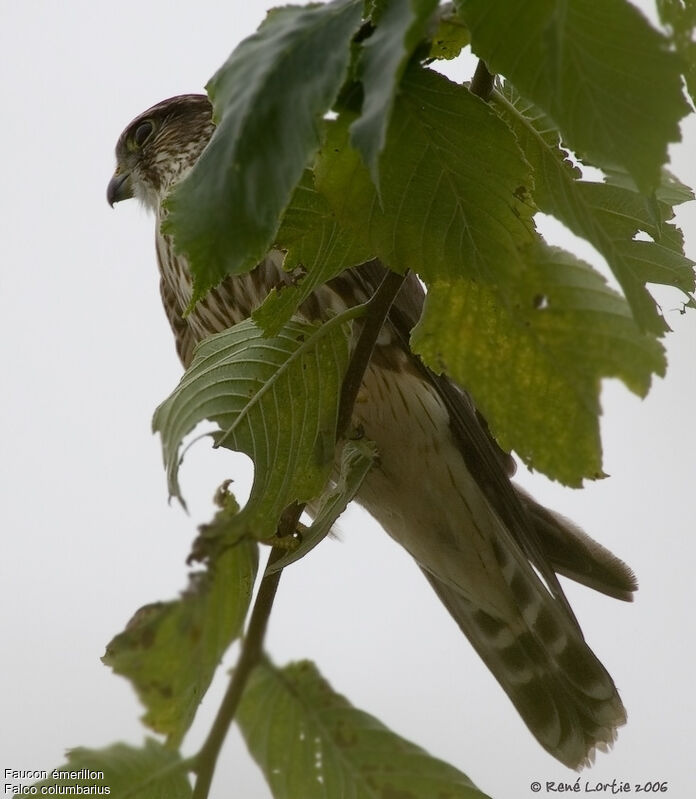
2;2;695;798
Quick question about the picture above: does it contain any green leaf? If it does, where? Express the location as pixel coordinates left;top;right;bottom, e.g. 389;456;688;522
658;0;696;105
313;64;673;482
253;171;373;336
411;243;666;485
237;659;490;799
603;164;694;210
24;740;191;799
493;84;695;333
350;0;440;184
427;7;471;60
153;316;354;539
164;0;363;307
267;437;378;573
317;65;536;283
457;0;689;193
103;536;258;745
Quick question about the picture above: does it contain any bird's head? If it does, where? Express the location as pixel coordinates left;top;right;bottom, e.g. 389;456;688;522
107;94;214;211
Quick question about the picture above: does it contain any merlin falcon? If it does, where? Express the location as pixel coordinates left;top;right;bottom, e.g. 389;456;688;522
108;93;637;769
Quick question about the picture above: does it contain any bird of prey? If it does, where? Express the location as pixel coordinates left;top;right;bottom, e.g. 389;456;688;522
108;93;637;769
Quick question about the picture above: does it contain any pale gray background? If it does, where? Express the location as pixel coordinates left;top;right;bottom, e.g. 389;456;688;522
2;2;695;797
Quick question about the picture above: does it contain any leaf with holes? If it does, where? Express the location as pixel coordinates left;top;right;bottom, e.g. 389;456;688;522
428;6;471;61
411;242;666;484
493;84;695;334
237;659;491;799
153;316;353;540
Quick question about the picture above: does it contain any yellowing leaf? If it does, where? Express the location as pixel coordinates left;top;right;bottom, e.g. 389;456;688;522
103;539;258;745
412;244;666;484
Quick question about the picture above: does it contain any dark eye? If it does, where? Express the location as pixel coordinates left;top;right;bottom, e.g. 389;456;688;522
132;120;154;148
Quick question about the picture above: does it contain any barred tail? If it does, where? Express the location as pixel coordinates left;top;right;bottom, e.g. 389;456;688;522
421;568;627;769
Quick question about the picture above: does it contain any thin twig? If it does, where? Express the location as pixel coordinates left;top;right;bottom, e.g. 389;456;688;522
470;59;495;101
191;544;288;799
191;265;407;798
337;266;408;437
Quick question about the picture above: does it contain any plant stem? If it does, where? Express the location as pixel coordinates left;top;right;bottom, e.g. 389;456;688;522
337;267;407;437
191;544;288;798
470;59;495;101
191;265;405;797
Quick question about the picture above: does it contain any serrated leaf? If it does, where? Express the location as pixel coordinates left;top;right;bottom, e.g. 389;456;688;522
603;164;694;209
24;740;191;799
493;85;695;333
411;243;666;485
103;538;258;745
267;438;378;573
237;659;490;799
457;0;689;193
658;0;696;105
254;171;373;336
350;0;440;184
317;65;536;283
153;317;353;539
164;0;363;306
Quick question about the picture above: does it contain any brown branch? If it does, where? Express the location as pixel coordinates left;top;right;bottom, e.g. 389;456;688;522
191;542;289;799
191;265;406;798
337;266;407;437
470;59;495;101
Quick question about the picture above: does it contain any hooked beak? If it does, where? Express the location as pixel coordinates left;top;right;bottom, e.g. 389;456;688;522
107;169;133;207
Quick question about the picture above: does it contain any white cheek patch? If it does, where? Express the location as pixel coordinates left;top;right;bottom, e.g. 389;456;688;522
132;169;160;213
